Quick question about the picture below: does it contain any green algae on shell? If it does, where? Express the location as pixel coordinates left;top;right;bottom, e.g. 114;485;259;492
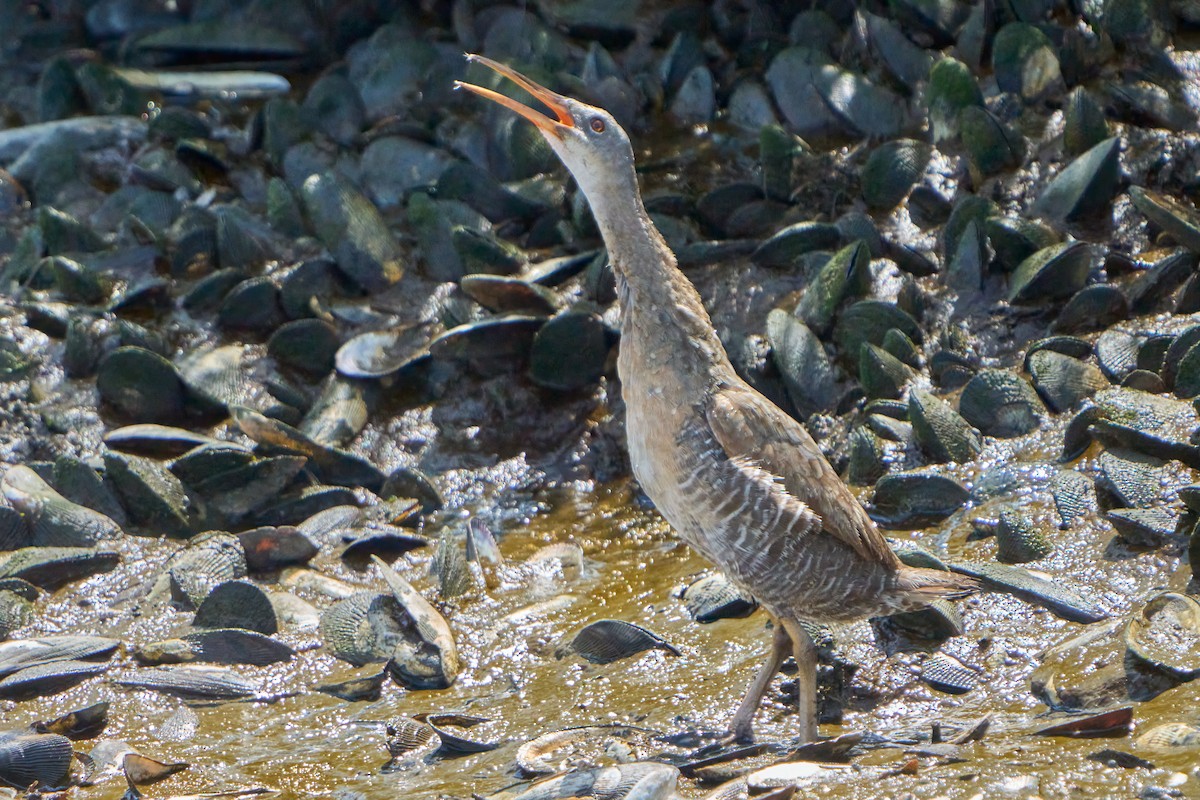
994;510;1053;564
0;547;120;590
2;465;122;547
908;389;982;464
96;346;186;423
794;241;872;336
1033;137;1121;221
860;139;931;210
1129;187;1200;253
1007;242;1094;304
871;471;968;528
958;369;1044;438
1028;350;1109;413
768;309;835;417
859;343;914;401
103;451;192;536
193;580;278;635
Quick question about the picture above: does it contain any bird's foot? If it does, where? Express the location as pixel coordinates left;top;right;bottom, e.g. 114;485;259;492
724;721;756;746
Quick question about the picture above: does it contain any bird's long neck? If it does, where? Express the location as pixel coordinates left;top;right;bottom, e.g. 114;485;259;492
585;179;729;375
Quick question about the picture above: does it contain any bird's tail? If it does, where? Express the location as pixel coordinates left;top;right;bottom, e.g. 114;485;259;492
896;566;980;604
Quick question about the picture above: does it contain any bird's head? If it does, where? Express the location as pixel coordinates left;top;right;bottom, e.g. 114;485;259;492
455;54;637;215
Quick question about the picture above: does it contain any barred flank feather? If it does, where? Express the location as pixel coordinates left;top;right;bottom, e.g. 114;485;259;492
899;566;980;604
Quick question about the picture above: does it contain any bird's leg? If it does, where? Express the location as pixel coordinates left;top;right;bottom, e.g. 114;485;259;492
782;619;819;743
728;620;792;743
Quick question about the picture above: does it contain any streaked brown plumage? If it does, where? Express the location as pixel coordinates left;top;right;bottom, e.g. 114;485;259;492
457;56;976;743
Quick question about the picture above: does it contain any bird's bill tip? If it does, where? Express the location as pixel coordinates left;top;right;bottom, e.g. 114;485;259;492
457;54;575;136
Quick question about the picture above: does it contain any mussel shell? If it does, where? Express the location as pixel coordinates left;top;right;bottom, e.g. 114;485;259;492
31;701;109;740
190;455;308;523
320;592;410;667
193;580;278;635
1007;242;1093;304
957;369;1044;438
114;665;257;699
123;751;190;786
0;547;120;590
1135;722;1200;751
429;315;544;362
766;309;838;417
509;762;679;800
563;619;681;664
95;346;186;423
1130;186;1200;254
907;389;980;463
0;659;109;699
103;424;226;458
340;528;429;564
1106;507;1181;547
135;629;294;667
1050;470;1095;529
880;599;963;644
682;574;757;623
994;510;1053;564
2;465;122;547
1123;593;1200;680
751;221;841;269
315;665;387;702
1095;449;1162;509
1033;137;1120;221
860;139;931;210
0;635;120;679
796;241;872;336
421;713;499;754
103;452;192;536
921;651;978;695
1028;350;1109;413
948;562;1106;623
870;472;968;528
335;327;431;379
515;724;653;776
0;589;33;639
177;345;249;412
376;469;439;516
429;528;471;599
255;485;360;528
167;532;248;609
45;455;125;528
237;526;318;571
0;507;25;551
297;504;364;540
373;556;458;689
528;311;611;392
0;731;74;789
385;716;439;761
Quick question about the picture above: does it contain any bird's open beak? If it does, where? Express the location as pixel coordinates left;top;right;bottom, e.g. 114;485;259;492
454;54;575;139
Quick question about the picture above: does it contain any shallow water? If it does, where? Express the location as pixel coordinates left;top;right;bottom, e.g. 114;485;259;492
3;408;1199;799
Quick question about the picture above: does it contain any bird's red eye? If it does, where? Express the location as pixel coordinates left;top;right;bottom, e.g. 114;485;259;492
590;118;605;133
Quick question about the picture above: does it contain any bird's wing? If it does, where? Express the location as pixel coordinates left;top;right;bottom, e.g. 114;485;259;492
705;385;897;565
